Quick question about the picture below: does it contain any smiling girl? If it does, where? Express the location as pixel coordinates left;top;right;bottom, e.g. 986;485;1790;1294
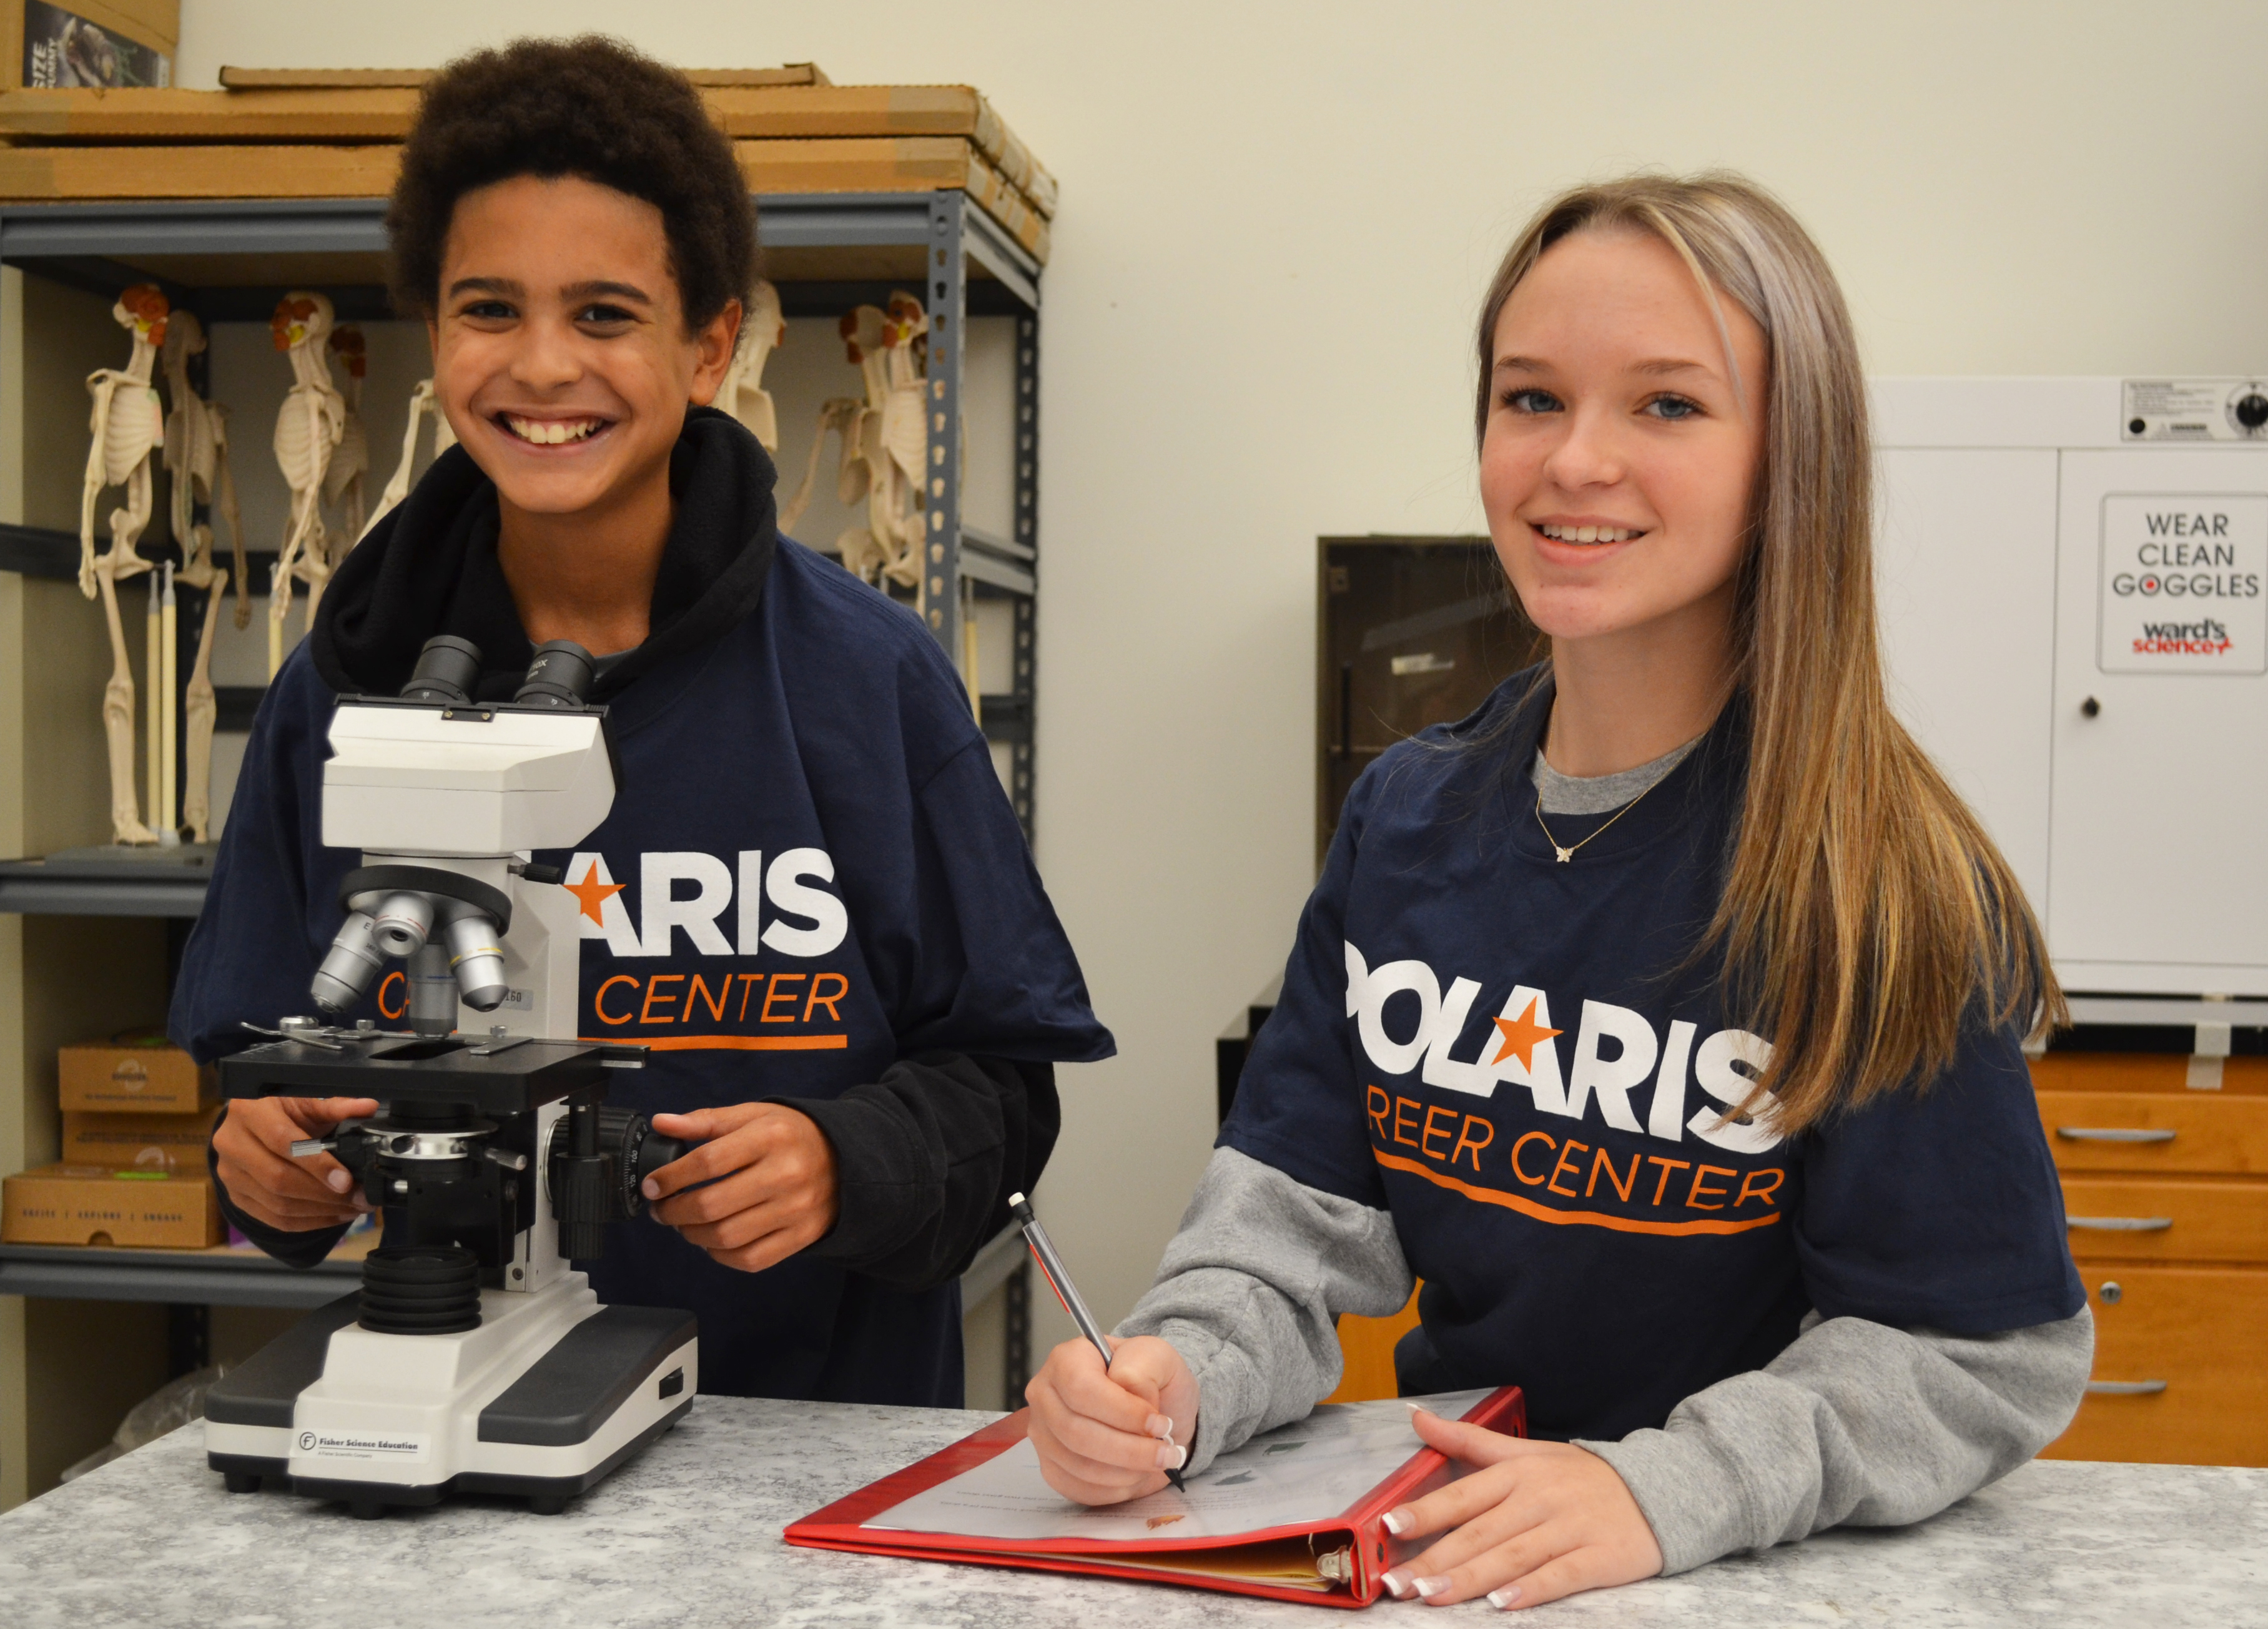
1026;173;2091;1609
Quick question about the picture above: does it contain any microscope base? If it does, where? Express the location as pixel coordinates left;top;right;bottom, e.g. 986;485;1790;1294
205;1274;698;1516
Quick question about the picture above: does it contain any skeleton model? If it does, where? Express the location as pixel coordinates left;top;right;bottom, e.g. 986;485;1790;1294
363;378;457;539
778;292;928;588
79;285;169;844
322;325;371;573
713;279;786;451
268;292;346;676
160;310;250;844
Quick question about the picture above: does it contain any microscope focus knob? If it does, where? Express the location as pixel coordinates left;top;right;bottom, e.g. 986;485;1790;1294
556;1153;614;1261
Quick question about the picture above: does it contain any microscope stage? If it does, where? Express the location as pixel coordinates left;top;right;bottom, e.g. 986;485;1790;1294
222;1033;628;1113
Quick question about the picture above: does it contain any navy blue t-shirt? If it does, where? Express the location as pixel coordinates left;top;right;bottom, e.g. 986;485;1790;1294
1221;674;2081;1442
171;536;1113;1407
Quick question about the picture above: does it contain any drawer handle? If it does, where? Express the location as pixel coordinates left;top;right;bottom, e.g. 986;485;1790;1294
2086;1380;2168;1396
2056;1128;2176;1144
2067;1216;2174;1231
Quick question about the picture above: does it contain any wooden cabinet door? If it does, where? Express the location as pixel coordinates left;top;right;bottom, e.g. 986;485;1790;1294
1326;1286;1422;1404
2044;1265;2268;1467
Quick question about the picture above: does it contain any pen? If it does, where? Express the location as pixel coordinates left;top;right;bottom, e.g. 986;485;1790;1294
1008;1191;1186;1492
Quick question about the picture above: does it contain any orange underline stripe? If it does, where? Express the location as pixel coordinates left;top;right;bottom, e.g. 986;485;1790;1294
578;1035;850;1051
1372;1148;1783;1237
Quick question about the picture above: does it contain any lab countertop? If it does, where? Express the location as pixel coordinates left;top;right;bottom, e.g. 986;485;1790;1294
0;1398;2261;1627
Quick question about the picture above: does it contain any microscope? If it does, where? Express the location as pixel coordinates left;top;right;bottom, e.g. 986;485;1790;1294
204;636;698;1518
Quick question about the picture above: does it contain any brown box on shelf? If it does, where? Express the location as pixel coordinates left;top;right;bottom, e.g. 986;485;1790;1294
58;1033;213;1113
60;1103;220;1174
2;1163;220;1248
0;74;1055;257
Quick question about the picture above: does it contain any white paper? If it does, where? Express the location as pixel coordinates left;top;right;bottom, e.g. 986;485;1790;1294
864;1389;1494;1543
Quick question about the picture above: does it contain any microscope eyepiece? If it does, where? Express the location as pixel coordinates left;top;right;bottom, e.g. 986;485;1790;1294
401;634;483;706
513;640;597;710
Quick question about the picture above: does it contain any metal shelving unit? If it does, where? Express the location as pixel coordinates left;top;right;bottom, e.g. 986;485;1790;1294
0;189;1045;839
0;1241;361;1309
0;185;1044;1404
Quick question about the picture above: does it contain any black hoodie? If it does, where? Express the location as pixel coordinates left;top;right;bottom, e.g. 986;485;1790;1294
174;409;1113;1405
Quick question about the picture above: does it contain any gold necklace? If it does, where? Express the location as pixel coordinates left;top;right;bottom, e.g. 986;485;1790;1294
1532;772;1668;864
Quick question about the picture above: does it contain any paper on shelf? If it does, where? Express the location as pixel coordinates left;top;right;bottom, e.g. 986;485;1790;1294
864;1389;1492;1543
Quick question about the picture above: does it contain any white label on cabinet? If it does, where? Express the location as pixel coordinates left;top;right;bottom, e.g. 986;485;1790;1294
2097;495;2268;674
2122;379;2268;441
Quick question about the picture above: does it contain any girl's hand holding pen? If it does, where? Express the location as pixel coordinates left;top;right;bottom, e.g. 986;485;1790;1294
1025;1334;1200;1505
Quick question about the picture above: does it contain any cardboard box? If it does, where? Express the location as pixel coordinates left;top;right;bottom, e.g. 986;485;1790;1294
60;1103;220;1175
2;1163;220;1248
2;0;176;91
58;1033;213;1114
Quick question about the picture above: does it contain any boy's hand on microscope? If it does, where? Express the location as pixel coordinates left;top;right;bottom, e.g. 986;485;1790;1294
641;1104;839;1272
1025;1334;1200;1505
214;1095;379;1231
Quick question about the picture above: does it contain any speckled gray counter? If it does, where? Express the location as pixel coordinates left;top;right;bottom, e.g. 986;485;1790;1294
0;1399;2261;1627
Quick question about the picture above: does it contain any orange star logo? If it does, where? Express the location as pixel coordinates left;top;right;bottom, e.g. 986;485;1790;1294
564;861;626;927
1490;998;1563;1071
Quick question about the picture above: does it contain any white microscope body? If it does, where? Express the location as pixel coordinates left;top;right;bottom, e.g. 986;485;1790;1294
204;637;696;1517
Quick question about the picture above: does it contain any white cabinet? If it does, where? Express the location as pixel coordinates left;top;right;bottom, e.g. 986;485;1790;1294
1875;446;2059;912
1873;380;2268;997
2049;453;2268;990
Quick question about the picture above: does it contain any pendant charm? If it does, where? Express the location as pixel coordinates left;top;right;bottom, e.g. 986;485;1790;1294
1554;845;1573;864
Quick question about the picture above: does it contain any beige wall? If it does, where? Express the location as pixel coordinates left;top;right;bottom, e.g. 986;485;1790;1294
173;0;2268;1348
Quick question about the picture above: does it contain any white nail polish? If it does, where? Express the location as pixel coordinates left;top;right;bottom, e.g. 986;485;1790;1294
1381;1572;1412;1599
1488;1585;1523;1609
1413;1577;1447;1600
1382;1509;1411;1535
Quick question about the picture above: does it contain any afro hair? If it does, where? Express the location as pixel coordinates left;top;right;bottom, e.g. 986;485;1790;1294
386;34;757;332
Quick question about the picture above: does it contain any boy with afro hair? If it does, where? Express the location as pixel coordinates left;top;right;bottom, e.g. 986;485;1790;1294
174;36;1111;1407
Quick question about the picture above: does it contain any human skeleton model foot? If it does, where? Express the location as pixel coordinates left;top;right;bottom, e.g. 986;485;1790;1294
160;310;249;844
714;279;786;451
321;325;370;574
79;285;169;844
363;377;457;538
778;293;929;588
267;292;345;677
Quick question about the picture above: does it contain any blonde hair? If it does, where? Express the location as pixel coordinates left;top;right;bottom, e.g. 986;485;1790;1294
1475;171;2063;1134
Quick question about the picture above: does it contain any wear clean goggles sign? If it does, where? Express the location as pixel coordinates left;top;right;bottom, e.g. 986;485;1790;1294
2097;494;2267;674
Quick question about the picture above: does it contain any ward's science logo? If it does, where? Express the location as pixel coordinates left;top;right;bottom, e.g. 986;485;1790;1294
2098;495;2267;673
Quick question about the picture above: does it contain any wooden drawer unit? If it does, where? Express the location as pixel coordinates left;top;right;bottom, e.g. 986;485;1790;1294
2036;1091;2268;1174
2060;1177;2268;1261
2033;1053;2268;1467
2041;1265;2268;1467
